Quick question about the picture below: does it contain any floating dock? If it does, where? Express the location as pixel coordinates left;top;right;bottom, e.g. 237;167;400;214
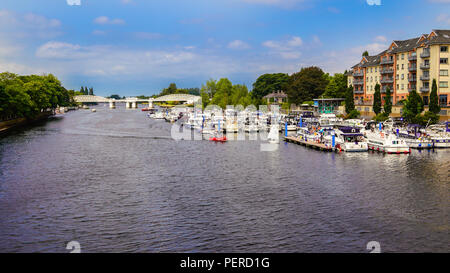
284;136;333;152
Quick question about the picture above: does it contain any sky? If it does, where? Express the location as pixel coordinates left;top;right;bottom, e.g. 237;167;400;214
0;0;449;96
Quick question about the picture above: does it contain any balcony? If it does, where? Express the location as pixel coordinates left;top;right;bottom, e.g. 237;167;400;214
354;89;364;94
408;76;417;82
353;79;364;85
420;50;430;58
408;86;417;92
408;54;417;61
353;72;364;77
381;86;393;93
420;74;430;81
420;86;429;93
420;63;430;70
380;58;394;65
380;78;394;84
380;68;394;74
408;65;417;72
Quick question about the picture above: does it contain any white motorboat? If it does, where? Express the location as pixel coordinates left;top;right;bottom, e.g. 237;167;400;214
365;130;410;154
267;124;279;144
334;127;368;152
319;113;342;127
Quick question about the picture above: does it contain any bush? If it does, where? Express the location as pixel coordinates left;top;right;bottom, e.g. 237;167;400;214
373;112;389;122
345;109;360;119
416;111;439;126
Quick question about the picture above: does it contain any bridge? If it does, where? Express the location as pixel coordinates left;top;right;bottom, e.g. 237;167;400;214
74;94;201;109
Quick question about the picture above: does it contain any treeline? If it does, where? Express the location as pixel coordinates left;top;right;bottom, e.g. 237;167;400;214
79;86;94;96
0;72;74;120
157;66;348;109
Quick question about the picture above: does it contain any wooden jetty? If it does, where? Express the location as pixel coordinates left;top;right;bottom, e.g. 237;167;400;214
284;136;334;152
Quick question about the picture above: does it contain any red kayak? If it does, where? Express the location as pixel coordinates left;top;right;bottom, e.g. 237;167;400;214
209;136;227;142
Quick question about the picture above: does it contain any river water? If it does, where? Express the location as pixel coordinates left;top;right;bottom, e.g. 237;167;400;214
0;105;448;253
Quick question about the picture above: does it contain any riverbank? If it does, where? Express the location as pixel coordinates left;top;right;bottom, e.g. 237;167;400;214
0;111;54;136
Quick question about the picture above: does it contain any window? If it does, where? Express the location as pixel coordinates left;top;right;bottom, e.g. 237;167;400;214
441;70;449;76
439;95;448;106
441;46;448;52
440;58;448;64
396;74;399;80
439;81;448;88
402;54;404;60
375;67;377;72
397;64;399;70
401;84;404;90
402;64;404;70
401;74;404;80
397;84;399;89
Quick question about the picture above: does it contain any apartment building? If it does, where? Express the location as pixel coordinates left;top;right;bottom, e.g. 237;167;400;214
348;29;450;108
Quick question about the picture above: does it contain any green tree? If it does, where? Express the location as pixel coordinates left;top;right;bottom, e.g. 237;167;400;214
345;85;355;114
429;79;440;114
89;87;94;96
402;90;424;123
362;51;369;57
160;83;177;96
211;78;233;108
383;87;392;115
251;73;289;101
323;73;348;98
200;79;217;99
200;90;210;109
287;66;328;105
373;83;382;115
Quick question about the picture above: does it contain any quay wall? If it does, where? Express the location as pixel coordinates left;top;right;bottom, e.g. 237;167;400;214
0;111;53;135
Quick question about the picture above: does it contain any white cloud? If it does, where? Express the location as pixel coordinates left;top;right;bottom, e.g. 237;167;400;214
262;36;303;59
374;35;387;42
94;16;125;25
66;0;81;6
437;14;450;25
33;41;242;79
0;10;62;38
366;0;381;6
227;40;251;50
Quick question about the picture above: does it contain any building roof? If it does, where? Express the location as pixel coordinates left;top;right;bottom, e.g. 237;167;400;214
425;29;450;45
389;37;421;53
349;29;449;72
263;90;288;99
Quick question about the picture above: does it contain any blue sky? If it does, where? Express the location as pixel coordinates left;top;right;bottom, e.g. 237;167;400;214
0;0;449;96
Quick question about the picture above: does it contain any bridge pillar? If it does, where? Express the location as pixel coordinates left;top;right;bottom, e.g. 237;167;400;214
148;98;154;108
109;99;116;109
126;101;131;109
132;101;137;109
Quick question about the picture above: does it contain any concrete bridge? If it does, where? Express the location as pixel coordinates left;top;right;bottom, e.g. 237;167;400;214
74;94;201;109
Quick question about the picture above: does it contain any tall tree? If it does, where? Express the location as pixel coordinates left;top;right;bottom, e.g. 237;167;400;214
252;73;289;101
89;87;94;96
402;90;424;123
200;79;217;99
429;79;440;114
211;78;233;108
362;51;369;57
323;73;348;98
287;66;328;105
373;83;382;115
160;83;177;96
383;87;392;115
345;85;355;114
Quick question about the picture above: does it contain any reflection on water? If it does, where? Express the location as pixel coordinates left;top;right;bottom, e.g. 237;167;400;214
0;106;448;253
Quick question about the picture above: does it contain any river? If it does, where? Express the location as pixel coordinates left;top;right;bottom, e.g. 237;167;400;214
0;105;448;252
